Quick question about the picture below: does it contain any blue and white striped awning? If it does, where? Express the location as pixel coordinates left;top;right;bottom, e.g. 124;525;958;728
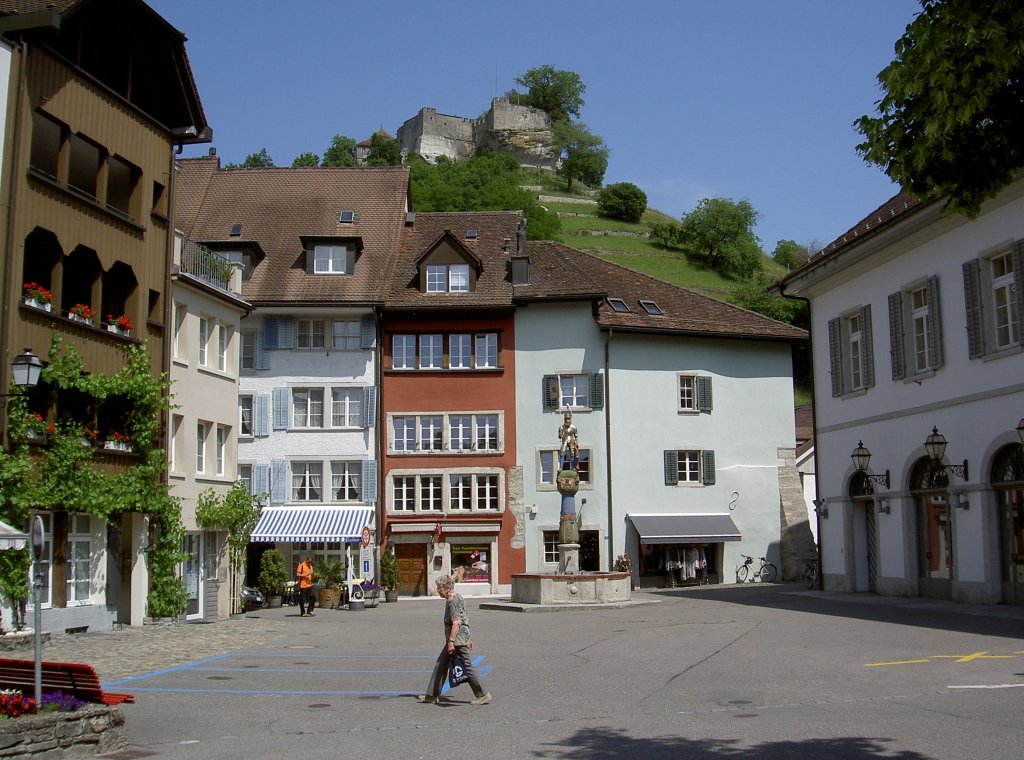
251;507;374;543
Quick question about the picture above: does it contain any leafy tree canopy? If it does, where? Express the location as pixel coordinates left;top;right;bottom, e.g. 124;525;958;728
678;198;763;278
291;151;320;168
552;119;609;191
366;132;401;167
510;65;586;123
771;239;809;270
597;182;647;223
855;0;1024;217
224;148;275;169
731;271;807;325
322;134;357;167
409;150;560;239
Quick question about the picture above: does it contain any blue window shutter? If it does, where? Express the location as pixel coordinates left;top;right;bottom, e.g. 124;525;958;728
664;450;678;485
254;394;270;437
360;314;376;349
272;387;290;430
543;375;559;411
925;275;943;368
278;318;295;349
962;259;984;359
361;460;378;503
362;386;377;428
827;317;843;396
263;318;279;349
589;373;604;410
702;450;716;486
255;331;270;370
253;464;270;505
860;305;874;389
270;460;287;504
696;376;713;413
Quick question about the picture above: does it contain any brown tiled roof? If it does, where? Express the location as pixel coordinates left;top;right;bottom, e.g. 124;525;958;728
795;403;814;444
520;243;807;341
385;211;523;309
175;159;411;305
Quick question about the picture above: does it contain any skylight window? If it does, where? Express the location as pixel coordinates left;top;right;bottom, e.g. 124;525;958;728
338;210;355;224
229;223;242;237
640;300;663;315
466;229;478;239
607;298;630;313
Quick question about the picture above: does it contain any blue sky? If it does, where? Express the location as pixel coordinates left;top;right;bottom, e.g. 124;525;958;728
150;0;921;253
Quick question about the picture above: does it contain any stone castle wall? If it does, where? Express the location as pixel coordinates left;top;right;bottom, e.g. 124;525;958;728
397;99;558;170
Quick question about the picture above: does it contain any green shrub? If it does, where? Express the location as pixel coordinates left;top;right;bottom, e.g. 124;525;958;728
597;182;647;223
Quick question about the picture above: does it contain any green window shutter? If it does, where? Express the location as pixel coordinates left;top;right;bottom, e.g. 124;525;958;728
272;387;290;430
361;460;378;503
888;291;905;381
664;450;678;485
827;317;843;396
589;373;605;410
696;376;713;413
860;305;874;389
701;450;716;486
962;259;984;358
253;395;270;437
255;331;270;370
362;386;377;428
270;460;287;504
925;275;943;369
543;375;559;411
360;314;376;349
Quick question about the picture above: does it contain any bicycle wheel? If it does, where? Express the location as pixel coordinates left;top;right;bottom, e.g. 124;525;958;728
736;564;750;583
760;563;778;583
804;565;817;589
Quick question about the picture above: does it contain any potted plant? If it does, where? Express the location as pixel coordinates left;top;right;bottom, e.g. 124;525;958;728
104;431;132;451
68;303;95;324
105;314;135;336
257;548;288;608
380;549;399;603
23;412;54;444
22;282;52;311
316;558;345;609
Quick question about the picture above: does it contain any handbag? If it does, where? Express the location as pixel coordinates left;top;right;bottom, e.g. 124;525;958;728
447;650;470;687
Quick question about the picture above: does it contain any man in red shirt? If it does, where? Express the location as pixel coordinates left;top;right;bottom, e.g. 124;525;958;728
296;556;315;617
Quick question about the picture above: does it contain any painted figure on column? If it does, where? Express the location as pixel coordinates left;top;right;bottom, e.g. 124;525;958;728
556;412;580;548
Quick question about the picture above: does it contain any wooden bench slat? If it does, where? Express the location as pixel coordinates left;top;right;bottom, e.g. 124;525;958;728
0;658;134;705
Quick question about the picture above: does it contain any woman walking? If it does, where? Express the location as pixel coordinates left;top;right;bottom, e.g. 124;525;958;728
418;574;491;705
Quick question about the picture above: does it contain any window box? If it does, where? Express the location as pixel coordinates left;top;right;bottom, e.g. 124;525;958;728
23;297;52;312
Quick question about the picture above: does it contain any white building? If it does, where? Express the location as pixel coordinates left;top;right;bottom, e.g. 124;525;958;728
777;181;1024;605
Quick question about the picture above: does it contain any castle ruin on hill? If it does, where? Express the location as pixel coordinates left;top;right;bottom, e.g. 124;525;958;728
396;97;559;170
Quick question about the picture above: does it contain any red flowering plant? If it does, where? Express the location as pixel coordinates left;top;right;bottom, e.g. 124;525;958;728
24;411;55;437
69;303;96;320
111;431;131;444
80;426;99;444
106;314;135;331
0;690;37;718
22;282;52;304
614;554;632;574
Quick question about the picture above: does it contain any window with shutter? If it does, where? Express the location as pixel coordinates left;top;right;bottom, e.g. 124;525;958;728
360;314;376;349
270;460;287;504
888;291;906;381
255;331;271;370
828;307;874;396
542;375;559;411
664;450;678;485
272;387;290;429
890;276;943;380
361;460;378;503
701;450;716;485
696;376;713;413
253;464;270;505
963;247;1024;358
254;395;270;437
589;373;604;410
362;386;377;428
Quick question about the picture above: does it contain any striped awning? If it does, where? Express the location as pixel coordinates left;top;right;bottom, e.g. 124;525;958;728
0;520;27;551
251;507;374;543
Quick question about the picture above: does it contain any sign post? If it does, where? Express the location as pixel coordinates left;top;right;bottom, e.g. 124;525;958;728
30;515;44;707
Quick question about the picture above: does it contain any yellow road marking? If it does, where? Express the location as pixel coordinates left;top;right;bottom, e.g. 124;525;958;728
931;652;1014;663
865;659;931;667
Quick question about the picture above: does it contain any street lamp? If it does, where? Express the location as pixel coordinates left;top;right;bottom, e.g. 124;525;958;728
1016;418;1024;447
924;426;969;481
11;348;43;389
850;440;890;488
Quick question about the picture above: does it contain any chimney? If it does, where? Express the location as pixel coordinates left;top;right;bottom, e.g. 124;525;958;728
511;219;530;286
208;147;217;156
516;218;527;257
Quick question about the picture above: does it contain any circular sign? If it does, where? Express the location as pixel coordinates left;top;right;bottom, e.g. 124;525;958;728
361;525;371;547
30;515;44;561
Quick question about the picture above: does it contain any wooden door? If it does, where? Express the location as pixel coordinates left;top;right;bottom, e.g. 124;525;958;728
395;543;427;597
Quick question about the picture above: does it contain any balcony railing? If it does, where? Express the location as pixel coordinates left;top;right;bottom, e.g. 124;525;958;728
179;242;233;292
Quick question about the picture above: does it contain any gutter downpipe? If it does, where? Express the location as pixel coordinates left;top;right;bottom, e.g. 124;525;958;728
776;281;822;590
604;327;614;570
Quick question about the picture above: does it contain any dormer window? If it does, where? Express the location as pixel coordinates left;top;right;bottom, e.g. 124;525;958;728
313;244;352;274
427;263;470;293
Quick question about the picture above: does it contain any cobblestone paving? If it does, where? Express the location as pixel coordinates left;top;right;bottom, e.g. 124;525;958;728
34;615;289;682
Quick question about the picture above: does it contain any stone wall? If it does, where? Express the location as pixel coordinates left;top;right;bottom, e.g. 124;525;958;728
0;705;127;758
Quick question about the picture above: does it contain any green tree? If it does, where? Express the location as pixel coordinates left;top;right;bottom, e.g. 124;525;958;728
366;132;400;167
731;271;807;324
197;482;263;614
649;221;682;249
855;0;1024;217
291;152;320;168
552;119;608;191
678;198;763;278
597;182;647;223
771;239;809;270
321;134;357;167
510;65;586;123
225;148;275;169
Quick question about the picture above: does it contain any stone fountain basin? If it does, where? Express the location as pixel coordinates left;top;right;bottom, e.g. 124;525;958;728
511;572;631;605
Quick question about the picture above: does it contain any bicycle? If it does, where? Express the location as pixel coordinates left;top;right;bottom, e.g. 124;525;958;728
801;557;819;589
735;553;777;583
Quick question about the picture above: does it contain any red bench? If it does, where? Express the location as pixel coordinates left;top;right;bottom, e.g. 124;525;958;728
0;658;134;706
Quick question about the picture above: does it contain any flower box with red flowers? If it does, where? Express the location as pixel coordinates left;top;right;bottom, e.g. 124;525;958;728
68;304;96;324
22;282;52;311
106;314;135;336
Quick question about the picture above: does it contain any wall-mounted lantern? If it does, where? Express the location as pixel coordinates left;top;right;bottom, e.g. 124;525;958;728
850;440;890;489
924;427;969;481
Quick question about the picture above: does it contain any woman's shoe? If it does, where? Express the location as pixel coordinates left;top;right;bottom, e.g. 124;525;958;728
470;693;492;705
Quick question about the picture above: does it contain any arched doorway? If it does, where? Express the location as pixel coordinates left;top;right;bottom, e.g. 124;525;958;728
910;457;953;600
991;444;1024;606
848;472;878;592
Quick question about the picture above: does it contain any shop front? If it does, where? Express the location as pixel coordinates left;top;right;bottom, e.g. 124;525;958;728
627;513;742;587
388;521;502;596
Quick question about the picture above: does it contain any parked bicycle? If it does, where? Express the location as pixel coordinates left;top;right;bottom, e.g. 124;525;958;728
735;553;777;583
801;557;819;589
